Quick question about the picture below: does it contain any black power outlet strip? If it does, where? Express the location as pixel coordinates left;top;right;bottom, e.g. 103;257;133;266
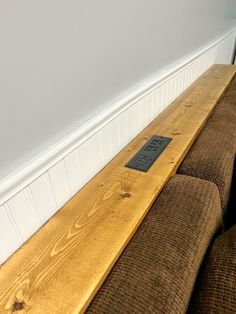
125;135;172;172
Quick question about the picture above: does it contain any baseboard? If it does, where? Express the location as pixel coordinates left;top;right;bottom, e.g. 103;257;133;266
0;28;235;264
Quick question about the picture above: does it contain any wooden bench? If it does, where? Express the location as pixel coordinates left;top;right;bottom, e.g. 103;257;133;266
0;64;235;314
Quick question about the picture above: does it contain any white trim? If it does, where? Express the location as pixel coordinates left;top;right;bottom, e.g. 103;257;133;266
0;28;235;205
0;28;235;264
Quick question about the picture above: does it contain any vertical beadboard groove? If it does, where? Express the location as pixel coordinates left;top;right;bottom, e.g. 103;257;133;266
0;29;235;264
29;173;57;225
46;172;58;211
7;189;40;242
0;205;21;264
3;203;23;244
63;158;72;197
26;186;41;226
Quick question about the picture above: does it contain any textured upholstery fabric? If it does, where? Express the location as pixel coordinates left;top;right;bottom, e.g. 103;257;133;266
178;94;236;211
209;75;236;140
86;175;222;314
189;225;236;314
223;75;236;102
225;158;236;229
208;101;236;144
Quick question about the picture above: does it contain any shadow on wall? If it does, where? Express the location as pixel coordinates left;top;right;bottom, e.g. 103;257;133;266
225;0;236;19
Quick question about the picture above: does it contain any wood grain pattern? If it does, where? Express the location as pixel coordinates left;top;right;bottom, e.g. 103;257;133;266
0;64;235;314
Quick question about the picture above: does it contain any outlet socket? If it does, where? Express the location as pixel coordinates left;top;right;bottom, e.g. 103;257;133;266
125;135;172;172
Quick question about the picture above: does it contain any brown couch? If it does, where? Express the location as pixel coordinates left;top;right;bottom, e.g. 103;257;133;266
189;225;236;314
178;90;236;213
87;175;222;314
86;76;236;313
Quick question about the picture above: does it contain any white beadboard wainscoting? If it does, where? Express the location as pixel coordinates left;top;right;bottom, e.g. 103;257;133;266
0;29;236;264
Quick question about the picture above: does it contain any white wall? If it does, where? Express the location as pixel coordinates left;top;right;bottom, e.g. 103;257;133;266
1;1;236;264
0;0;236;181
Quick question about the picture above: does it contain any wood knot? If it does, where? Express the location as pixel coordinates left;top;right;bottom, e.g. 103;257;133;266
184;104;192;108
173;132;181;136
13;301;24;311
121;192;131;198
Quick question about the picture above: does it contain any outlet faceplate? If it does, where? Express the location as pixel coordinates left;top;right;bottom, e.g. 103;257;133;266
125;135;172;172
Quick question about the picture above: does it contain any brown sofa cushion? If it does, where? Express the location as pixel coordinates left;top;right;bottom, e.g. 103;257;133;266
223;74;236;102
207;100;236;143
86;175;222;314
178;99;236;212
189;225;236;314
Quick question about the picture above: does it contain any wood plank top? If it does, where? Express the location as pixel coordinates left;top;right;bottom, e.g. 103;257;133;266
0;64;235;314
